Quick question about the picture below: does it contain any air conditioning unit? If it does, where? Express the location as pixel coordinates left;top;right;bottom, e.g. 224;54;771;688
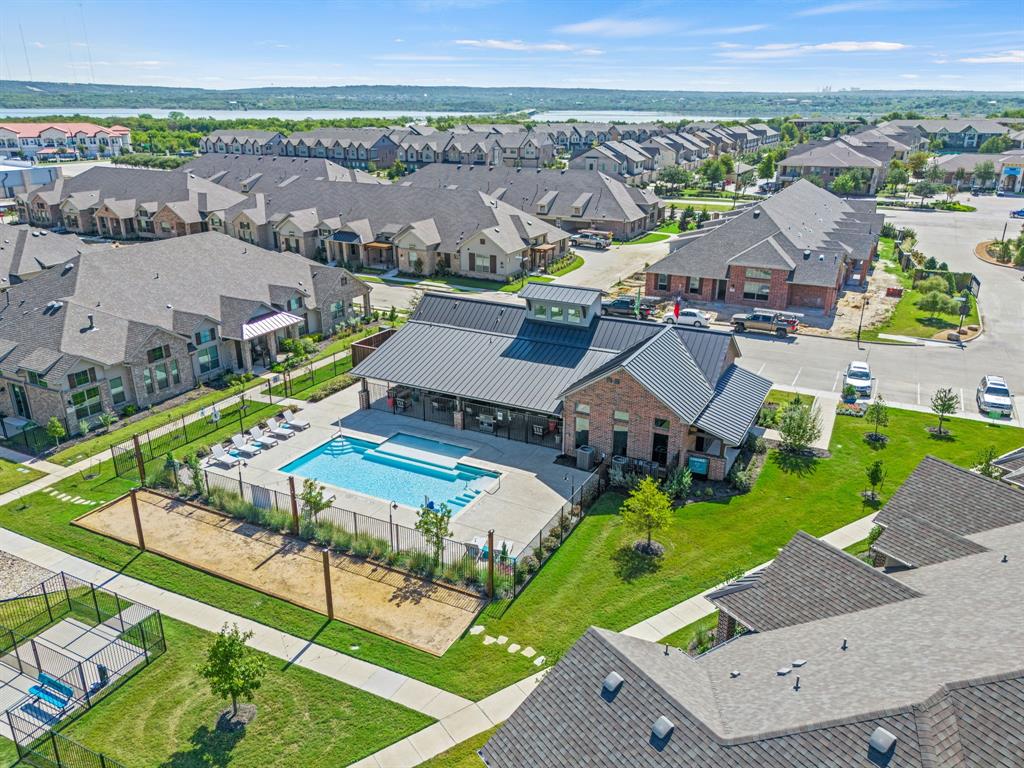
576;445;595;471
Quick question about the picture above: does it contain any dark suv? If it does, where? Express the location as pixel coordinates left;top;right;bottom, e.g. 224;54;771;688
601;297;655;319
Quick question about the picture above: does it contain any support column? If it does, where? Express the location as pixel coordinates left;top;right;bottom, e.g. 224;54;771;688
240;342;253;373
358;379;370;410
714;611;736;646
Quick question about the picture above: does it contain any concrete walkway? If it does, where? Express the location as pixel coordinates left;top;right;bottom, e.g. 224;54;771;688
0;528;470;722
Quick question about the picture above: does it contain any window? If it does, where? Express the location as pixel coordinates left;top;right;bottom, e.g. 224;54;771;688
688;276;701;294
146;345;169;364
154;363;169;390
67;368;96;389
654;417;671;430
480;238;485;245
612;424;629;457
194;328;216;345
71;386;103;420
575;417;590;449
198;346;220;375
550;305;564;322
109;376;126;405
143;369;153;395
331;301;345;322
160;221;172;233
170;359;180;385
614;410;629;422
657;273;669;290
746;268;772;280
575;403;590;415
743;281;771;301
27;371;48;388
287;297;303;311
567;306;582;323
532;303;547;319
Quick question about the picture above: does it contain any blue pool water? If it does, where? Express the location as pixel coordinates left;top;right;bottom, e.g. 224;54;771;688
280;433;500;510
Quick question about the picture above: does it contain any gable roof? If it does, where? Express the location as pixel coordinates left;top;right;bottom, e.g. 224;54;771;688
0;223;105;284
180;153;384;190
518;282;602;305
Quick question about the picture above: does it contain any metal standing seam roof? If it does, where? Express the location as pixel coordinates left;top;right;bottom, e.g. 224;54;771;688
694;364;773;447
240;311;303;340
518;282;603;305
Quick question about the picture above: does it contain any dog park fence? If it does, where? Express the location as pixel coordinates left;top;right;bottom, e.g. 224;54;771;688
6;717;129;768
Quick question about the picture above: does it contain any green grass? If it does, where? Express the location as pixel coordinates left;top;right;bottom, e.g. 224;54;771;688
548;254;585;277
843;536;873;558
664;200;735;211
416;727;497;767
269;359;353;398
499;276;554;293
862;288;979;341
0;737;15;766
2;407;1017;706
615;232;670;245
660;612;718;649
311;326;387;362
764;389;813;409
0;458;44;494
50;380;263;468
54;618;433;767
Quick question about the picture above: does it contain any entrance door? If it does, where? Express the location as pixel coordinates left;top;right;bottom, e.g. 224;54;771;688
10;384;31;419
651;433;668;465
716;279;727;301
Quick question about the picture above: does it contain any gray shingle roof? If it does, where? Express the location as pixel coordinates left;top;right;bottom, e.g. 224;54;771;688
0;223;103;284
648;180;881;289
181;153;384;190
873;515;988;568
709;531;920;631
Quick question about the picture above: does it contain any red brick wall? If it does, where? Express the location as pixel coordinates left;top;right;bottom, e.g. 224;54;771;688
725;266;789;311
562;369;691;464
787;283;834;310
644;272;717;302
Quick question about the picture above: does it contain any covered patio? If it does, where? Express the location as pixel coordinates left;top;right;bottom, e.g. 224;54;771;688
235;309;304;370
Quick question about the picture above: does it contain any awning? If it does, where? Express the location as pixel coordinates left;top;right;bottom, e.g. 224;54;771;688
531;243;557;251
365;241;393;248
241;311;303;340
331;231;361;243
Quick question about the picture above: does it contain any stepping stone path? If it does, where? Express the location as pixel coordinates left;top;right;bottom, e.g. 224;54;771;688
507;643;520;654
483;635;497;646
476;628;541;664
469;625;485;635
534;656;546;666
496;636;508;646
520;647;536;659
43;488;98;506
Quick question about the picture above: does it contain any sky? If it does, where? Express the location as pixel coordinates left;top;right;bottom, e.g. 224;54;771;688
1;0;1022;92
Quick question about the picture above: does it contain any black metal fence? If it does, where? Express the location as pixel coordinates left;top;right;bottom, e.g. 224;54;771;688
0;415;73;458
7;715;129;768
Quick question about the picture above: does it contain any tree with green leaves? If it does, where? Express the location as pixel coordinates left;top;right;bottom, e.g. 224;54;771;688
619;476;673;554
415;503;453;565
98;410;117;433
185;452;205;497
930;387;959;436
972;160;996;188
778;402;823;454
299;477;331;520
917;290;955;317
658;165;691;185
978;135;1013;154
864;394;889;441
45;417;66;446
976;446;1000;479
718;153;735;177
907;151;930;177
885;165;909;192
925;163;944;183
699;158;725;189
780;122;799;142
830;172;860;197
757;154;775;180
953;167;967;188
199;623;267;718
865;459;886;502
912;180;939;206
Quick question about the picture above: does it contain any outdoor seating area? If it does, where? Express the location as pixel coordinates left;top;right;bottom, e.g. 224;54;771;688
0;572;166;746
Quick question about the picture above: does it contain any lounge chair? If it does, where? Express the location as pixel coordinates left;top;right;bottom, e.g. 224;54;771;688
282;409;310;430
249;426;278;448
210;444;240;468
230;434;262;458
266;417;295;439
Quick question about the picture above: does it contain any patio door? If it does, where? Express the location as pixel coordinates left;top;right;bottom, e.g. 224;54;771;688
716;279;728;301
10;383;31;419
651;433;668;465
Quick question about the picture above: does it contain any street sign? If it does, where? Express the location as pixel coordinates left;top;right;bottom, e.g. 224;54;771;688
969;275;981;298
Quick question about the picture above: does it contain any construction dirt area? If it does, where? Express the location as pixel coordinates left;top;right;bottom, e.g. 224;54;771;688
73;491;484;655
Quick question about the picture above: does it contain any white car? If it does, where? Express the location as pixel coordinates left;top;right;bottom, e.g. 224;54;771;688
661;307;712;327
844;361;873;397
976;375;1014;417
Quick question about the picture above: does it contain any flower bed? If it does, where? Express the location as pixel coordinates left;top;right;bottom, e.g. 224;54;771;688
836;403;866;417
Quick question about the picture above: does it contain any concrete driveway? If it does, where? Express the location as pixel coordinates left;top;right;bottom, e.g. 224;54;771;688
552;239;673;290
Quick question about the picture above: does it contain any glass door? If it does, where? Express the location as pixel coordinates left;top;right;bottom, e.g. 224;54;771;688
10;384;31;419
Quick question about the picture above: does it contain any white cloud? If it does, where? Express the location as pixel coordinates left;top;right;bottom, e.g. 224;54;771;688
795;1;884;16
393;38;404;43
899;73;919;79
719;40;906;59
716;42;744;49
32;41;45;49
959;50;1024;64
554;17;670;38
374;53;462;61
453;38;601;54
692;24;767;35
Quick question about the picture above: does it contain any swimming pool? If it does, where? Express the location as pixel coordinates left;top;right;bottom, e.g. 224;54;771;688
280;433;500;510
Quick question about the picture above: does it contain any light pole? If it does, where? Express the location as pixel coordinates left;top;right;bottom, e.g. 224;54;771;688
388;501;398;551
563;473;576;510
857;296;869;349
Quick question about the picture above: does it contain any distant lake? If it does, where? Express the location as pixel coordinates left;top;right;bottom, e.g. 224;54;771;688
0;107;745;123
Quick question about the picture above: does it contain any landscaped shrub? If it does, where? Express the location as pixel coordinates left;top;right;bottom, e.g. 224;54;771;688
307;375;356;402
728;467;754;493
746;434;767;455
406;550;436;579
517;554;539;575
836;403;866;417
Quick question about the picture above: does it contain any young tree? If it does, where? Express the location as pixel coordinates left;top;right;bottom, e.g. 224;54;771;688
619;476;673;553
925;163;944;183
778;402;823;454
185;452;205;497
865;459;886;502
299;477;331;520
907;151;930;177
864;394;889;441
830;172;859;197
912;180;938;206
98;410;117;433
976;445;1000;479
46;417;66;445
972;160;996;188
917;291;954;317
199;623;267;718
885;165;909;192
930;387;959;436
699;158;725;189
415;503;453;565
953;167;967;188
718;153;735;177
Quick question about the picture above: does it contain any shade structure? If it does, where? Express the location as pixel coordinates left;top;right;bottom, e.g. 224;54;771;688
241;310;303;340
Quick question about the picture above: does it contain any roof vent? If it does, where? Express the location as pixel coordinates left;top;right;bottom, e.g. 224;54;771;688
86;313;95;330
803;249;811;260
818;254;825;261
729;670;741;678
792;659;806;668
652;716;674;741
752;209;760;218
777;667;792;676
602;671;624;697
869;727;897;755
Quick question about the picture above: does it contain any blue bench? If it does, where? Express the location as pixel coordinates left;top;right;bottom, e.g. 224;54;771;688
28;685;68;710
39;673;74;700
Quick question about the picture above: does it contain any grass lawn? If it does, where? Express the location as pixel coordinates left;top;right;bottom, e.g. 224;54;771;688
498;276;554;293
660;612;718;649
862;288;979;341
311;326;388;362
663;200;735;211
0;458;44;494
3;407;1017;705
615;231;670;245
416;727;497;768
269;358;354;398
764;389;813;408
56;618;433;767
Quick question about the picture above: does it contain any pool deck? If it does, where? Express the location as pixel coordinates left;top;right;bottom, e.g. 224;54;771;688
206;385;591;556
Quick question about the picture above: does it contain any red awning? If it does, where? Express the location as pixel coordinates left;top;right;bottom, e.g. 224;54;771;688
241;311;302;340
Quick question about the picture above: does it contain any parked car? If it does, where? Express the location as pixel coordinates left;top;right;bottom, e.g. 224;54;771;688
570;232;611;249
730;310;796;337
601;297;654;319
844;361;873;397
661;307;712;327
1010;209;1024;219
976;375;1014;417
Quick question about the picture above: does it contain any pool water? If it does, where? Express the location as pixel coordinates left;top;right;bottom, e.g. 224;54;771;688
280;433;500;510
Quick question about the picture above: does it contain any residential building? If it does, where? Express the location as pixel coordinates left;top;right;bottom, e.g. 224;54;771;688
0;232;369;434
929;150;1024;191
0;223;105;285
351;287;770;479
0;122;131;160
777;137;894;194
849;124;928;160
878;118;1010;151
569;141;659;183
645;180;882;313
15;166;246;239
179;153;384;191
216;180;570;278
197;130;285;156
483;455;1024;767
0;159;62;198
400;164;663;240
279;128;400;169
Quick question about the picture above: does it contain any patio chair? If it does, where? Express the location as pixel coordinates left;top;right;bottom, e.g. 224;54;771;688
282;409;310;430
230;434;262;458
249;426;278;449
266;417;294;439
210;444;240;468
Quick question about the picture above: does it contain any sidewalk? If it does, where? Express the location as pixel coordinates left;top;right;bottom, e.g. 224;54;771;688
0;527;470;722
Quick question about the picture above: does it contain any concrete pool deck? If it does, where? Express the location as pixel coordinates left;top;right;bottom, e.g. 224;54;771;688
204;385;592;557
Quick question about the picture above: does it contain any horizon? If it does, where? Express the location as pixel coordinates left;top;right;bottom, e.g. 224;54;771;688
1;0;1021;93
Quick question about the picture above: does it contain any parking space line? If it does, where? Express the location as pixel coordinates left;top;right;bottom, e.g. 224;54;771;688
917;382;921;405
832;371;840;392
791;367;802;387
959;388;965;414
756;363;766;376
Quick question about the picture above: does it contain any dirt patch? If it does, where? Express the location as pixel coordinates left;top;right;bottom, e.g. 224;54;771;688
74;491;484;656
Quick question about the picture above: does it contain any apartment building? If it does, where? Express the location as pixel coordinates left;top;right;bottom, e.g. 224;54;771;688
569;140;660;183
878;118;1009;151
197;130;285;156
180;153;384;190
0;122;131;160
777;137;894;194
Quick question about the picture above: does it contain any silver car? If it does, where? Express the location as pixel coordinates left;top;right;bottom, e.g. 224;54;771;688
976;375;1014;417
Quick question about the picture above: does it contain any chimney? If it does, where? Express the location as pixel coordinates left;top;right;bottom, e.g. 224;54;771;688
87;313;94;330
